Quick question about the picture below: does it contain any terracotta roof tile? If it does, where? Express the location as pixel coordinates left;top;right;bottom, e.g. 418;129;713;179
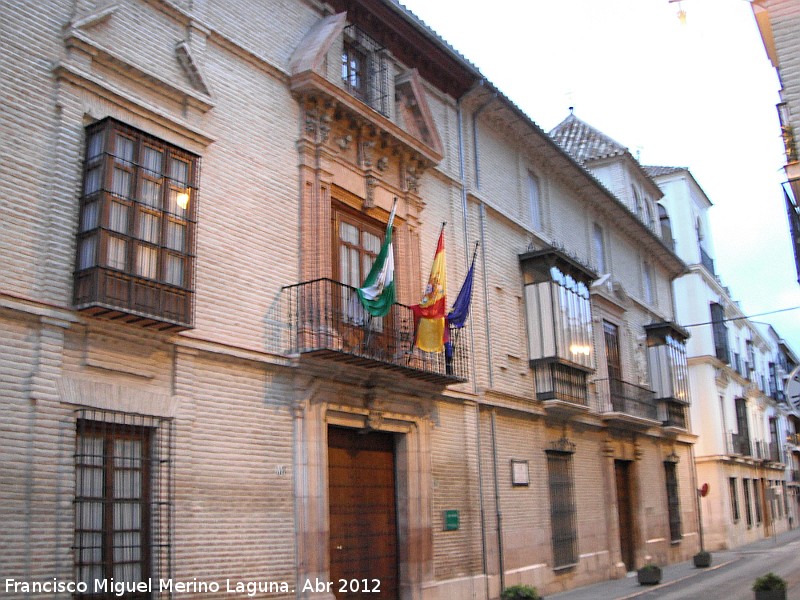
643;165;688;177
548;113;629;164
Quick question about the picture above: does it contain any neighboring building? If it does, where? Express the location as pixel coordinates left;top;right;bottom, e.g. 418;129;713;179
757;323;800;528
1;2;698;599
750;0;800;283
648;165;797;550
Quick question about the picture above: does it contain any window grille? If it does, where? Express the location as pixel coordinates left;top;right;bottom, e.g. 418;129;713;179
342;24;389;117
546;450;578;568
754;479;763;524
729;477;740;523
74;409;174;598
664;462;681;542
743;478;753;528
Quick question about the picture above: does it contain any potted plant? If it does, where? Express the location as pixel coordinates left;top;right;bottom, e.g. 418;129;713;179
501;584;542;600
693;550;712;568
752;573;787;600
637;563;662;585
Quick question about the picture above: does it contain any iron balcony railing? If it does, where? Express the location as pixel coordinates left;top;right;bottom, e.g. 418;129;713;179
699;246;715;276
595;378;658;421
660;399;687;429
729;432;752;457
768;441;783;463
534;362;589;406
754;440;767;460
279;278;468;383
787;432;800;446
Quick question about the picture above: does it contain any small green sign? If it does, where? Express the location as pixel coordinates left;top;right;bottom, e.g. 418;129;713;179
443;509;459;531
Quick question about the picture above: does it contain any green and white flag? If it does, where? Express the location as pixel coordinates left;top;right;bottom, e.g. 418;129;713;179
357;200;397;317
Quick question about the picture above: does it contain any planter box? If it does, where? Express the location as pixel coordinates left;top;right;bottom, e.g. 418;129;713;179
754;591;786;600
637;566;662;585
693;553;712;568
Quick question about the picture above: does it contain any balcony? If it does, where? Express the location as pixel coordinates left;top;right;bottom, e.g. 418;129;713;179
699;246;715;276
768;441;784;464
277;278;467;385
534;362;591;418
660;399;688;431
788;432;800;448
729;432;752;457
74;267;192;332
596;378;659;429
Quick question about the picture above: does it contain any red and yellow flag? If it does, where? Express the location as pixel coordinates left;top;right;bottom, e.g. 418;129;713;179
411;228;447;352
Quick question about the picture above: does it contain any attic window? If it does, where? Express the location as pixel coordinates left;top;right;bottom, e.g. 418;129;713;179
341;24;389;116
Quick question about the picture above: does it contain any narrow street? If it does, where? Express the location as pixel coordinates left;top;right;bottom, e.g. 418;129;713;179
550;527;800;600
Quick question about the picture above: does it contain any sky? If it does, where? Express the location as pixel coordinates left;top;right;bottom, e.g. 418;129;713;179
399;0;800;357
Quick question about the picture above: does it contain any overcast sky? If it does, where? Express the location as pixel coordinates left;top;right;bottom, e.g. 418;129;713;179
399;0;800;357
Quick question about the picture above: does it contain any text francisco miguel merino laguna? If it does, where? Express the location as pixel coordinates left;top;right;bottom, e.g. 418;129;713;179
4;578;294;596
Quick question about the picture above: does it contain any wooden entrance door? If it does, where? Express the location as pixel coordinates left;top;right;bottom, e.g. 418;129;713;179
615;460;635;571
328;426;398;599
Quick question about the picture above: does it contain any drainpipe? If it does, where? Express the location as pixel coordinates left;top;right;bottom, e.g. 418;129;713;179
457;94;478;397
474;403;490;600
491;409;505;592
471;93;497;389
458;89;490;600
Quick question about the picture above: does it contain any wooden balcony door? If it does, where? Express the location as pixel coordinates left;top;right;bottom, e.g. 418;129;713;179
604;321;623;406
328;426;398;599
332;203;392;353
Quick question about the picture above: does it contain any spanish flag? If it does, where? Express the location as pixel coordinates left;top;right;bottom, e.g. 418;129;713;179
411;226;447;352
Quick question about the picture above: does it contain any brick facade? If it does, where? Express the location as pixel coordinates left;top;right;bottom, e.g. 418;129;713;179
0;1;699;598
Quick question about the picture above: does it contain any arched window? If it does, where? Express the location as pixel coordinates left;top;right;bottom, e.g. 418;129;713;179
658;203;674;248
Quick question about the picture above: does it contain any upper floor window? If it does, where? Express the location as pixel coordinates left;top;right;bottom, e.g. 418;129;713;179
633;187;643;218
342;41;366;100
334;203;387;330
341;25;389;117
710;302;729;363
645;322;690;404
73;118;199;331
593;223;606;274
521;249;594;371
528;171;542;231
658;203;674;249
643;261;655;305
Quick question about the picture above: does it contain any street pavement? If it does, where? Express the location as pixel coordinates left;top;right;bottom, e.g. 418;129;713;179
547;526;800;600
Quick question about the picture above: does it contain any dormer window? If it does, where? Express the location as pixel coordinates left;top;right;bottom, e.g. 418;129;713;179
340;25;389;116
342;40;366;101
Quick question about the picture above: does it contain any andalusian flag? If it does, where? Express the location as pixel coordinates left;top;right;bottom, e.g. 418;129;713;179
411;226;447;352
357;200;397;317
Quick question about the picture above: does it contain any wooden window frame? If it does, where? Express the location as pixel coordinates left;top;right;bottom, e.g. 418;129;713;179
74;411;173;599
342;40;367;101
73;118;199;330
331;202;397;351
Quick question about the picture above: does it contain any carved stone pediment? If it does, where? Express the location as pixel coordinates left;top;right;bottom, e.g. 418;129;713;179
289;14;442;168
